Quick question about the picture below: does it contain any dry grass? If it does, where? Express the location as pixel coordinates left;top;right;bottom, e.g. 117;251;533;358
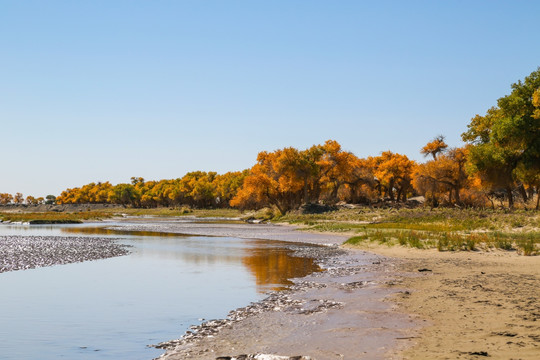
278;207;539;255
0;207;243;223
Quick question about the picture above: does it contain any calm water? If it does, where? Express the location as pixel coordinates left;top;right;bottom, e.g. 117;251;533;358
0;222;320;360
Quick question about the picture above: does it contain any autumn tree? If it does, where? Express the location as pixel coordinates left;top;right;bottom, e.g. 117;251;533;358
232;140;383;212
25;196;41;205
371;151;416;202
420;135;448;160
13;193;24;204
318;140;358;202
108;184;140;206
413;146;469;205
231;148;306;213
0;193;13;205
214;171;249;207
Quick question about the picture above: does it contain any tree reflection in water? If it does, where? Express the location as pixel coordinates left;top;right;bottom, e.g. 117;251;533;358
63;226;321;293
242;246;321;292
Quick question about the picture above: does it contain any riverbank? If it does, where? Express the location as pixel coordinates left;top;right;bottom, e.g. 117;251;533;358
108;218;539;360
154;247;417;360
350;244;540;359
108;219;416;359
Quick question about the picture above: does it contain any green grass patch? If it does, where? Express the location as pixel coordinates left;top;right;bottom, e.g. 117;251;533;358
344;228;539;255
281;207;539;256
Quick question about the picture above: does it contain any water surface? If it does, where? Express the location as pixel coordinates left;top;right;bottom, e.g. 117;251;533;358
0;222;320;360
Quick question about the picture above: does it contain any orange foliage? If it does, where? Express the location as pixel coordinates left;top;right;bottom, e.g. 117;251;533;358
420;135;448;160
0;193;13;205
232;140;417;211
370;151;417;202
413;147;469;205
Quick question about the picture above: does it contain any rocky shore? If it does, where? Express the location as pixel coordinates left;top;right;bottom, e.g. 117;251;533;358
0;235;131;273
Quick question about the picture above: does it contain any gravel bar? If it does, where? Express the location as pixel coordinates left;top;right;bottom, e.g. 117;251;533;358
0;235;131;273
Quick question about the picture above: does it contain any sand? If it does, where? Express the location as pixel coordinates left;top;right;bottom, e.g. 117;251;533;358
155;249;417;360
110;219;540;360
356;244;540;359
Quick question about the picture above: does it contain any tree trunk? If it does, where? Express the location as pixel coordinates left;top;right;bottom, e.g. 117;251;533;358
518;184;528;203
303;177;309;204
506;187;514;209
388;179;395;202
396;188;403;203
454;186;461;204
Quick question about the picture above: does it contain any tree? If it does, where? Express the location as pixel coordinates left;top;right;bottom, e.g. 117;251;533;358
318;140;363;203
13;193;24;204
420;135;448;160
45;195;56;205
231;148;305;213
0;193;13;205
230;140;367;212
25;196;39;205
371;151;416;202
413;147;469;205
214;171;249;207
462;67;540;208
108;184;140;206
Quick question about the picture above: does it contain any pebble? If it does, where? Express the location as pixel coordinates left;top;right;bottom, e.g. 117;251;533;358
0;235;131;273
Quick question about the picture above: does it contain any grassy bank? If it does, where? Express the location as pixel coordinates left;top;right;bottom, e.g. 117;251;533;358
0;211;109;223
0;207;242;223
275;207;540;255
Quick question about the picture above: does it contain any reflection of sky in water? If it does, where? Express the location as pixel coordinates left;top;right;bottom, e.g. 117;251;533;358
0;223;320;360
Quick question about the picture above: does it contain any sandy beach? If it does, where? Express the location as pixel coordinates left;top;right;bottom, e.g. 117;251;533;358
356;244;540;359
111;219;540;360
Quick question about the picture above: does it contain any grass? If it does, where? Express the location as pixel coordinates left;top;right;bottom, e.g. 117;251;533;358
343;229;539;255
276;207;539;255
279;207;539;232
111;207;242;218
0;207;241;224
0;207;242;223
0;211;111;223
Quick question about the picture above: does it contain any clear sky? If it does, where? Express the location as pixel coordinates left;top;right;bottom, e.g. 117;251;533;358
1;0;539;197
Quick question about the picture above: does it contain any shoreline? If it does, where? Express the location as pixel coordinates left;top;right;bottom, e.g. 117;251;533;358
355;244;540;359
108;219;420;359
3;217;537;359
154;246;417;360
109;218;540;360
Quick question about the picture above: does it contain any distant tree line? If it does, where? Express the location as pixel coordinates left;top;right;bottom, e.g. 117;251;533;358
2;68;539;211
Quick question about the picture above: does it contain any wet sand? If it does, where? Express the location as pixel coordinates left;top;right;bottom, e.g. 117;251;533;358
111;219;540;360
155;250;416;360
111;219;419;359
352;244;540;359
109;217;346;246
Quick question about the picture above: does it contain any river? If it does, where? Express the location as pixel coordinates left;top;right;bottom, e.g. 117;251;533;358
0;221;320;360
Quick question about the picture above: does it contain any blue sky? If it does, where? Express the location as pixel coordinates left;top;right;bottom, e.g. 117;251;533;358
1;0;539;196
